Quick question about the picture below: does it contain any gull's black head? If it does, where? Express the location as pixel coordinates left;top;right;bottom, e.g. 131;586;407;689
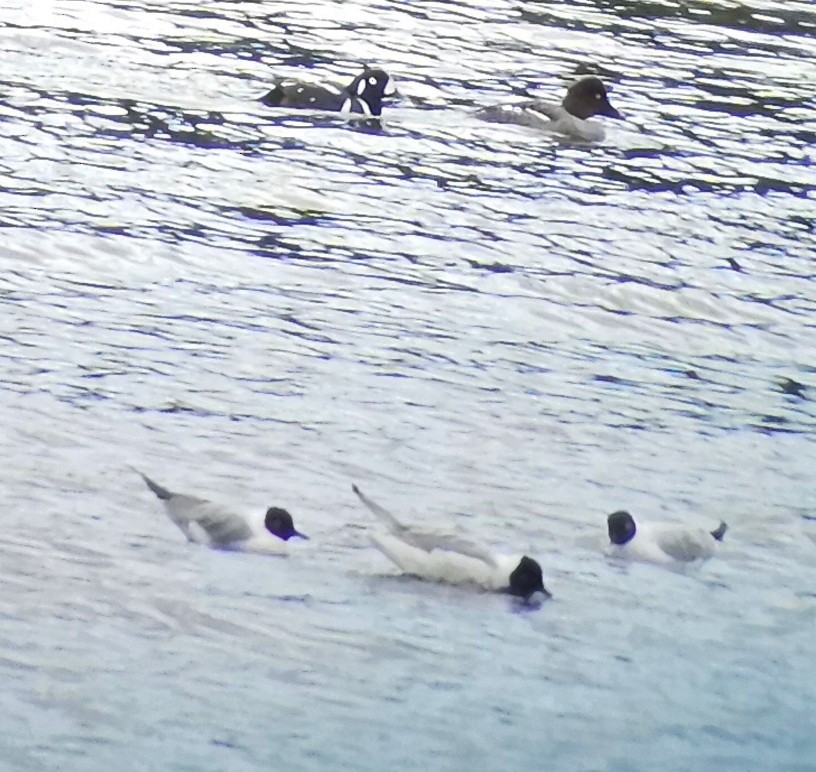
607;510;637;545
509;556;551;601
265;507;308;541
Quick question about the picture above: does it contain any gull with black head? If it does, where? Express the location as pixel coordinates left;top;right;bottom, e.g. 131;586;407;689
139;472;307;554
606;510;727;565
352;484;551;604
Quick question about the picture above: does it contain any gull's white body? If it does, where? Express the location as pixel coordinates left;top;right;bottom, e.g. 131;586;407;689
354;485;522;591
174;496;287;554
608;521;722;565
141;474;288;555
371;532;523;591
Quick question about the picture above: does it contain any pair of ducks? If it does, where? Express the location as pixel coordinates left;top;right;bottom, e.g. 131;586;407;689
261;66;623;142
140;473;727;605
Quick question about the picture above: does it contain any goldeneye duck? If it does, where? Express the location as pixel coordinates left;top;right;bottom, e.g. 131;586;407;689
260;67;396;117
140;472;307;554
352;484;551;603
477;75;623;142
606;510;727;565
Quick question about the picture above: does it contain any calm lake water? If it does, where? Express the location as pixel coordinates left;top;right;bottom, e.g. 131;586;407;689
1;1;815;769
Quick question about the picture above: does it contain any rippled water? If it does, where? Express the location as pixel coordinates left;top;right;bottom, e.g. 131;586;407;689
1;0;815;769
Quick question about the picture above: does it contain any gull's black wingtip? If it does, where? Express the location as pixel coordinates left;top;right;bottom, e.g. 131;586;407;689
711;521;728;542
138;471;173;501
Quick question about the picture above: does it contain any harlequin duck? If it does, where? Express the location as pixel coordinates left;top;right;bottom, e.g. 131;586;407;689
260;67;396;117
477;76;623;142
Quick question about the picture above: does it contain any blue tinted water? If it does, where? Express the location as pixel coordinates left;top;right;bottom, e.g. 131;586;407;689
0;0;814;769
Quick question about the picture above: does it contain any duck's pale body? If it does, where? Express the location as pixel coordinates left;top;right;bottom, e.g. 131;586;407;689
477;76;623;142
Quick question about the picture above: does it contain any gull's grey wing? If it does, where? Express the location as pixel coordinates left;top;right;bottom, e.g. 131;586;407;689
139;472;174;500
406;530;499;569
352;484;498;568
655;529;713;562
162;495;251;545
138;471;253;546
193;509;254;546
352;484;405;533
139;472;198;539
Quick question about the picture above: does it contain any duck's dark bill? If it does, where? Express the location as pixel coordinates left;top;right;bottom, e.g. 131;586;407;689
602;102;623;120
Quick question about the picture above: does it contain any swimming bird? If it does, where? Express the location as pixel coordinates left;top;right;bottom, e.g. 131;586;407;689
260;67;396;117
476;76;623;141
352;484;551;602
606;510;727;565
139;472;307;553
